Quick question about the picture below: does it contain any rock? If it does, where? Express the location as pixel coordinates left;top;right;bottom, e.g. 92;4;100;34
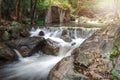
49;24;120;80
10;29;20;39
49;56;90;80
0;43;16;65
61;29;68;36
74;50;94;67
39;31;45;36
6;37;45;57
61;35;72;42
115;55;120;79
20;29;30;37
2;31;9;41
31;38;59;56
61;29;72;42
11;21;21;26
45;6;70;24
43;38;59;55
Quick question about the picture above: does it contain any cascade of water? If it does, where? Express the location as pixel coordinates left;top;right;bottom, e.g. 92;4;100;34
14;49;23;60
0;27;98;80
30;27;98;39
74;28;77;39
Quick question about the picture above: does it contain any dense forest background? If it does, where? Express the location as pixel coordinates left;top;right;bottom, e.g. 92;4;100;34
0;0;119;26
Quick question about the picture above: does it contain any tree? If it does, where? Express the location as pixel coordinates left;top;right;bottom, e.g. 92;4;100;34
31;0;37;25
0;0;2;22
16;0;22;21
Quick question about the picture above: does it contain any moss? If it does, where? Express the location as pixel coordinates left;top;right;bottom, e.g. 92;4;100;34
110;49;119;58
110;37;120;58
114;38;120;48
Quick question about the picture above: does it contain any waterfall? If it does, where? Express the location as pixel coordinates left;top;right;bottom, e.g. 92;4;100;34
14;49;23;60
0;27;98;80
45;7;52;24
30;27;99;39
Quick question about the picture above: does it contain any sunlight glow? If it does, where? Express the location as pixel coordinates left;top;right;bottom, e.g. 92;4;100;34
97;0;117;10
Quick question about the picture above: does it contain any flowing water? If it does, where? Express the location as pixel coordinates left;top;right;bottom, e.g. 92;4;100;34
0;27;98;80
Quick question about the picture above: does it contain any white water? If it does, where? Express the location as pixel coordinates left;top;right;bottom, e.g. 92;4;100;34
0;27;97;80
14;49;23;60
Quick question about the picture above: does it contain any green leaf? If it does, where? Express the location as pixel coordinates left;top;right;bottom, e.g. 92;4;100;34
112;70;119;77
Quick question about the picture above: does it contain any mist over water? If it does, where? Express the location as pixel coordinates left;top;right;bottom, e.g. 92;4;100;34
0;27;97;80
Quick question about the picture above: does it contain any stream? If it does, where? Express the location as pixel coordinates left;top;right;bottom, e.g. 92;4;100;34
0;27;98;80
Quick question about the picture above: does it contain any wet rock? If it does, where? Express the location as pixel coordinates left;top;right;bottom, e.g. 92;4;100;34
49;24;120;80
49;56;90;80
61;29;72;42
39;31;45;36
61;35;72;42
31;38;59;56
61;29;68;36
10;29;20;39
0;22;30;41
6;37;45;57
20;29;30;37
0;43;16;65
74;51;94;68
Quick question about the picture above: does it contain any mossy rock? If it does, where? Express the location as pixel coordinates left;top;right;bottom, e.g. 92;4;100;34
0;43;16;66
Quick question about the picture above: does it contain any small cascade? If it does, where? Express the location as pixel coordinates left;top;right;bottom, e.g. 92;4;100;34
0;27;99;80
74;28;77;39
14;49;23;60
30;27;99;39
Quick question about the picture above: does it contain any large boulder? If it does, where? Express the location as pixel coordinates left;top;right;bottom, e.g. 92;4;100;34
49;56;90;80
0;43;16;65
30;38;60;56
6;37;45;57
49;24;120;80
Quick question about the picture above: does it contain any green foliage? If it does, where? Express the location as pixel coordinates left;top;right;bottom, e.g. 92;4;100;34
111;59;115;66
112;70;119;80
37;0;50;10
110;38;120;58
36;20;45;26
110;49;119;58
114;38;120;48
50;0;72;11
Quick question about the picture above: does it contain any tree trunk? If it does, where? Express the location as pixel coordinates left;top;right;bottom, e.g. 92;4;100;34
16;0;22;21
0;0;2;22
31;0;37;25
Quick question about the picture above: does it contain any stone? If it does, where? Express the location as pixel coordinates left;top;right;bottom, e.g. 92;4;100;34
49;56;90;80
61;29;72;42
61;35;72;42
2;31;9;41
20;29;30;37
6;37;45;57
39;31;45;36
30;38;60;56
61;29;68;36
42;38;59;55
45;6;70;24
49;24;120;80
0;43;16;65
